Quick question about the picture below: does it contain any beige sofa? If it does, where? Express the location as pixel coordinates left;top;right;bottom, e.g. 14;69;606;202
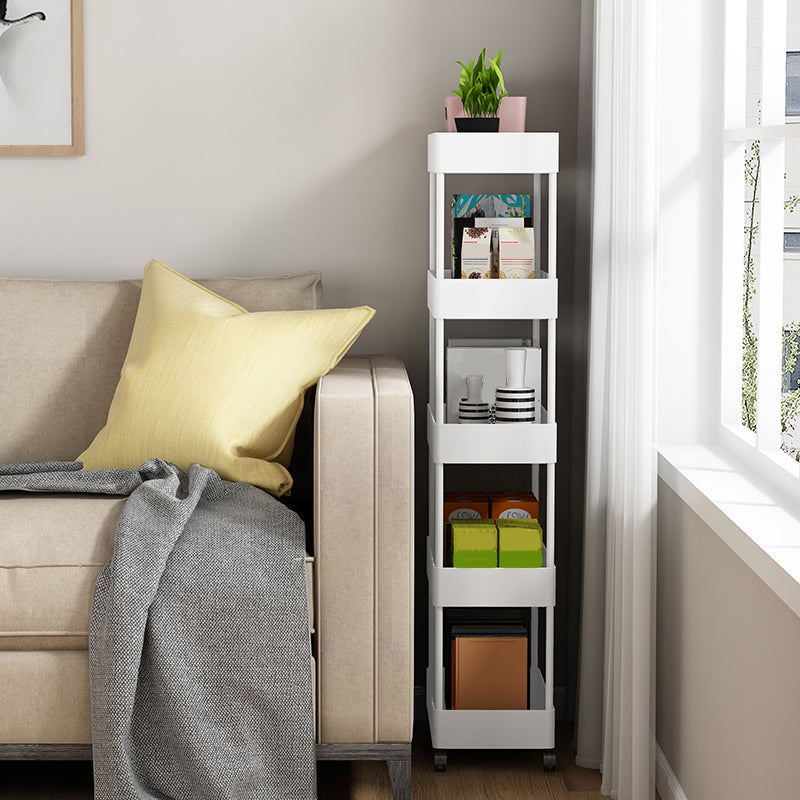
0;273;414;800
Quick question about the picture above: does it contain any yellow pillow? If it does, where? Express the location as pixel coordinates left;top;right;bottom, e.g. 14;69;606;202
77;261;375;495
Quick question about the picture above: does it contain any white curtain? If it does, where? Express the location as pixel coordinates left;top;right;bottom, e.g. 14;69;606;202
575;0;658;798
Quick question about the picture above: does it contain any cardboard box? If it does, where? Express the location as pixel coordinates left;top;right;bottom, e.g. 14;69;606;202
489;491;539;520
443;491;489;529
460;227;492;279
498;519;544;568
452;636;529;709
450;520;497;568
499;226;536;278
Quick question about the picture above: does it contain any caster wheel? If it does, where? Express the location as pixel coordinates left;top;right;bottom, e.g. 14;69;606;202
543;751;557;772
433;749;447;772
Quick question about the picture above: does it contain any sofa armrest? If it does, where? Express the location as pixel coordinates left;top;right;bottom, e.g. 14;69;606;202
313;356;414;744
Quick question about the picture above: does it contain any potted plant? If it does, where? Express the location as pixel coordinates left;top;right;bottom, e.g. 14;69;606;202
451;47;508;132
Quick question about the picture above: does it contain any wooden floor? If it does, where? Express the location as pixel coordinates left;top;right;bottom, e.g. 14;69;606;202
0;724;652;799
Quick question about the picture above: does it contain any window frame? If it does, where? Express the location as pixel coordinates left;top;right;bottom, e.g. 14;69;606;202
719;0;800;500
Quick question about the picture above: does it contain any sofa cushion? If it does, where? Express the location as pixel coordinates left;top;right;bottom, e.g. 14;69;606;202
0;493;125;650
0;271;323;464
0;491;316;651
77;261;374;496
0;651;93;742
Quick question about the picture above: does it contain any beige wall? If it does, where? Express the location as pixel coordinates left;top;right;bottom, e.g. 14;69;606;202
657;480;800;799
0;1;585;691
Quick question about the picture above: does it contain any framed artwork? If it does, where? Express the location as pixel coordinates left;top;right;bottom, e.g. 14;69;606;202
0;0;83;156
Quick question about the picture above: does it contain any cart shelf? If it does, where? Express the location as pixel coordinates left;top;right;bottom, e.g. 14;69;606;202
426;668;555;750
427;271;558;320
427;405;556;465
427;540;555;607
428;132;559;175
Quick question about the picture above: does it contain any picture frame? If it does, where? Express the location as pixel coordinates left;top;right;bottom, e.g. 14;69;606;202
0;0;83;156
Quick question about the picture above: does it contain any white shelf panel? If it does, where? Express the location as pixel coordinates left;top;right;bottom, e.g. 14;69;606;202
427;541;556;608
427;405;556;464
426;667;555;750
427;271;558;319
428;133;559;175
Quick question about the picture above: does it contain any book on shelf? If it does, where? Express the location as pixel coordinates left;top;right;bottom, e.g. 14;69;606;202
444;608;530;710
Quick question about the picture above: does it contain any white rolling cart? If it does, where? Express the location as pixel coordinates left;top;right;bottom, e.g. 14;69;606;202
425;132;558;772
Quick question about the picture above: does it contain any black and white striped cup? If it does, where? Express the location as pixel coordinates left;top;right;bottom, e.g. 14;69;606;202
494;387;537;423
458;399;491;424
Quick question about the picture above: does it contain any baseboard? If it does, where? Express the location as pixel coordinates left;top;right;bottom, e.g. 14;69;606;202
414;684;570;723
656;742;688;800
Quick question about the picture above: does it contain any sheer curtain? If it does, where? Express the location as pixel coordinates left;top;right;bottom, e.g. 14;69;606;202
574;1;658;798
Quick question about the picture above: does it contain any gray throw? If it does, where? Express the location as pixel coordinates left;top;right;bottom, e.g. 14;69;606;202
0;459;316;800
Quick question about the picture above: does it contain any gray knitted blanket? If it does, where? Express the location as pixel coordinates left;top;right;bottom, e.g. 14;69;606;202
0;460;316;800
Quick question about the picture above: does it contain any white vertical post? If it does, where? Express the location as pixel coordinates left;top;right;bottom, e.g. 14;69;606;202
547;321;557;428
434;462;444;567
546;171;557;719
756;1;786;452
434;606;444;710
721;140;747;429
723;0;746;129
534;173;542;277
433;455;444;710
532;173;542;348
434;171;446;422
721;0;747;429
435;172;445;279
429;313;436;407
548;173;557;279
761;0;786;126
435;320;445;420
432;168;445;713
546;463;555;567
429;172;436;275
757;138;785;452
546;606;554;711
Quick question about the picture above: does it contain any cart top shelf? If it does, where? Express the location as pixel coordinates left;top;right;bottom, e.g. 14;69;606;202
428;132;559;175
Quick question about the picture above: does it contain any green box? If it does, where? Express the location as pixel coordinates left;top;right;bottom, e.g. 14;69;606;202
451;521;497;568
498;521;543;568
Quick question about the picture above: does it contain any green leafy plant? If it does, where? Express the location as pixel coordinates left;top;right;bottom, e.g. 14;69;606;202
453;48;508;118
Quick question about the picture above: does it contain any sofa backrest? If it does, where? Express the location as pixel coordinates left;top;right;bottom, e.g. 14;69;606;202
0;272;322;463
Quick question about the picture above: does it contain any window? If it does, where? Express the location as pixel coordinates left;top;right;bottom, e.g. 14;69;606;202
721;0;800;480
783;230;800;251
787;52;800;115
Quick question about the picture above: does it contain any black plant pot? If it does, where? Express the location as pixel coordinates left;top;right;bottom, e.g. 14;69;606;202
455;116;500;133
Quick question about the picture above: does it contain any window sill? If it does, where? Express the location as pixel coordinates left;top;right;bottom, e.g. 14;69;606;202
658;445;800;619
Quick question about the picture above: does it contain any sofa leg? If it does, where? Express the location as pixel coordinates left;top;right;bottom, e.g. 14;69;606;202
386;758;411;800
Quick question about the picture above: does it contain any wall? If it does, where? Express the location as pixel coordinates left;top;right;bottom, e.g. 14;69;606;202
657;481;800;800
0;1;584;693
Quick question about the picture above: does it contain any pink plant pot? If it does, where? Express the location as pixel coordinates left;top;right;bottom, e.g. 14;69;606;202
444;96;527;133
